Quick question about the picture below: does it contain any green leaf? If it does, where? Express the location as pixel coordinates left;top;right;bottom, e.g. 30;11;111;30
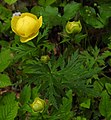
75;34;87;43
4;0;17;5
0;74;11;88
99;90;111;119
0;49;12;72
38;0;45;6
80;6;105;28
60;90;72;111
76;116;86;120
43;6;61;27
105;83;111;95
31;6;44;16
100;3;111;20
31;86;41;100
20;85;31;104
58;51;101;82
47;83;58;109
33;5;61;27
0;5;11;33
45;0;56;6
63;2;81;21
11;43;36;62
80;99;91;109
32;6;60;27
0;93;18;120
58;90;73;120
50;90;73;120
93;81;103;93
38;0;56;6
0;5;11;20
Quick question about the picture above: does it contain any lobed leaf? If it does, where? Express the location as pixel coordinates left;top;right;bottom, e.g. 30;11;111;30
99;90;111;119
0;74;11;88
0;93;18;120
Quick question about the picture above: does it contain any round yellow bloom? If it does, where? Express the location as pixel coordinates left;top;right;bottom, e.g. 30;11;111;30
11;13;42;43
30;97;46;113
40;55;50;63
65;20;82;34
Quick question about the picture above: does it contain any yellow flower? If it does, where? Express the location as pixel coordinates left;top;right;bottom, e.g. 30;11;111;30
30;97;46;113
11;13;42;43
65;20;82;34
40;55;50;63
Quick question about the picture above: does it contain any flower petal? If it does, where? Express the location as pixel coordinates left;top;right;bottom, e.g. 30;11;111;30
11;16;21;35
11;12;43;43
21;13;37;20
38;16;42;28
20;31;39;43
16;16;38;37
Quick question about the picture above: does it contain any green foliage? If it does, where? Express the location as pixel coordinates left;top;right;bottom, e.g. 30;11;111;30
80;2;111;28
99;3;111;24
50;90;73;120
0;49;12;72
80;99;91;109
0;93;18;120
62;2;81;21
19;85;31;104
0;74;11;88
93;81;103;94
43;6;61;27
11;42;37;61
4;0;17;5
22;50;101;111
80;46;110;68
0;5;11;20
105;83;111;95
99;90;111;119
31;1;81;28
1;0;111;119
75;116;86;120
38;0;56;7
80;6;104;28
0;5;11;33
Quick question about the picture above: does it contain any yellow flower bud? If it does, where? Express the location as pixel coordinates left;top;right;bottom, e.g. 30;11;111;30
65;20;82;34
11;13;42;43
40;55;50;63
30;97;46;113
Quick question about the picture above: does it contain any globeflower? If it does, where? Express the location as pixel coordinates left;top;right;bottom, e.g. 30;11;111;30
30;97;46;113
11;13;42;43
65;20;82;34
40;55;50;63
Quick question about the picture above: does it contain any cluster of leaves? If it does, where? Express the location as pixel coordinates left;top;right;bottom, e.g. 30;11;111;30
1;0;111;120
